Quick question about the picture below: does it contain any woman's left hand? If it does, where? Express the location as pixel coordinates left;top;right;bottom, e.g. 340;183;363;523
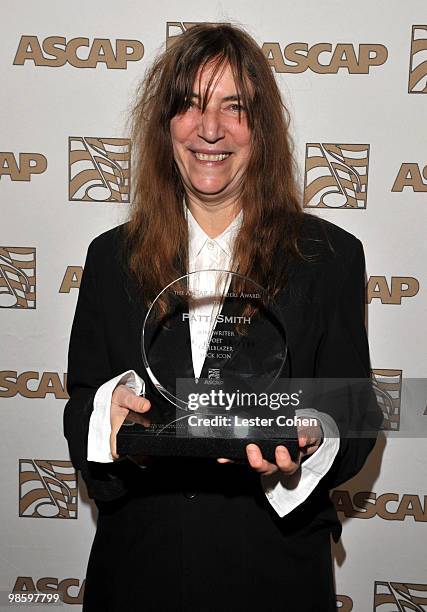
217;422;323;477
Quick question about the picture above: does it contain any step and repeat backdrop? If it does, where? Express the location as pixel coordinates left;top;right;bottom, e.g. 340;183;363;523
1;1;426;610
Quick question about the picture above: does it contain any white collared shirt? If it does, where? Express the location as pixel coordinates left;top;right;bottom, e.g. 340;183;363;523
87;209;339;517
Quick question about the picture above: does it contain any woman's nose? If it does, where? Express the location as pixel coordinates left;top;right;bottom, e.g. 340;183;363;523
198;108;225;143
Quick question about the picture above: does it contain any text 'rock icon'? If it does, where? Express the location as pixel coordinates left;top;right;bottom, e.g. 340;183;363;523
19;459;77;519
0;247;35;308
304;143;369;209
408;25;427;93
371;369;402;431
69;137;130;202
374;581;427;611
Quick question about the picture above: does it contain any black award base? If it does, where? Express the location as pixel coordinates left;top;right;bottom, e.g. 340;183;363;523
116;407;299;463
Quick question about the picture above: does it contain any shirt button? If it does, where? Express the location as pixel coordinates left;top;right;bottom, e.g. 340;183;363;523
207;241;215;250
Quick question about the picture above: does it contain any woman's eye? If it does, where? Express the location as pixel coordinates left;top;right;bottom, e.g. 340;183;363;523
229;103;245;113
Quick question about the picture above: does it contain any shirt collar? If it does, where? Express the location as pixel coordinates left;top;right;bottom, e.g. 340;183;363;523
186;205;243;262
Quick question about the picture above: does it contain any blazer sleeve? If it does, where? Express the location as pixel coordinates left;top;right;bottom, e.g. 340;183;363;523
63;239;134;501
314;238;383;489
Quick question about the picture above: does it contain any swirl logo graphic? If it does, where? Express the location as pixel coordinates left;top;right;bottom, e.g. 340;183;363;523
0;247;35;309
304;143;369;209
409;26;427;93
371;369;402;431
374;581;427;610
19;459;77;519
69;137;130;202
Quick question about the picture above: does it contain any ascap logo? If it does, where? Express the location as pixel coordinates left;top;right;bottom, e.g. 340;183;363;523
332;490;427;522
336;595;353;611
19;460;77;519
392;163;427;192
166;22;227;49
371;369;402;431
165;26;387;74
59;266;83;293
13;36;144;69
0;371;68;399
0;152;47;181
13;576;84;604
303;143;369;209
69;137;130;202
262;41;387;74
374;581;427;610
0;247;35;308
408;26;427;93
367;276;419;304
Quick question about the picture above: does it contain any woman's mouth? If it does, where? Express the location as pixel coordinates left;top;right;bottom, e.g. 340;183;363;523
192;152;231;162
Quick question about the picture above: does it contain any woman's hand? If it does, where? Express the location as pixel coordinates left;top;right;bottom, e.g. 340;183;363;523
110;384;151;459
217;421;323;478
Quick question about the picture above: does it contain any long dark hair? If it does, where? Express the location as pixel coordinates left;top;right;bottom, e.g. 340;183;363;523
124;24;303;313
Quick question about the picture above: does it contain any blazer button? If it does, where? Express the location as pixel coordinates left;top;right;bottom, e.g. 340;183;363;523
183;490;197;499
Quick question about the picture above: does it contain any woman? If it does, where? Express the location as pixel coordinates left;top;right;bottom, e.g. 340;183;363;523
64;24;381;612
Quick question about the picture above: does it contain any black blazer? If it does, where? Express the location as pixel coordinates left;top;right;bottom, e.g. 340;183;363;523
63;213;382;611
63;213;381;510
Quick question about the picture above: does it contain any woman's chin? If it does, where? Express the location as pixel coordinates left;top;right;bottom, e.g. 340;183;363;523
189;181;235;199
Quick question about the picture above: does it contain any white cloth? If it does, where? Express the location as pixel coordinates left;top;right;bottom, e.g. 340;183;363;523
87;208;340;516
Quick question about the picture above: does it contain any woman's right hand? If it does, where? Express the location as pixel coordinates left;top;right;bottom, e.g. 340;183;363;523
110;384;151;459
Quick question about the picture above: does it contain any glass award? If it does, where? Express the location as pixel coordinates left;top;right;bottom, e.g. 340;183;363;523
117;270;299;461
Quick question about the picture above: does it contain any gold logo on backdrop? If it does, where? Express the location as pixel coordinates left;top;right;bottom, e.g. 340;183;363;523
374;581;427;610
371;369;402;431
332;491;427;522
164;28;388;74
304;143;369;209
408;26;427;93
392;163;427;192
336;595;353;612
13;36;144;69
0;371;68;399
166;22;227;49
262;42;387;74
13;577;84;604
0;247;35;308
366;276;419;304
59;266;83;293
68;137;130;203
0;152;47;181
19;459;77;519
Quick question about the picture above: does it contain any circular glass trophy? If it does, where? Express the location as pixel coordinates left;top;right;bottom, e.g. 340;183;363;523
117;270;298;461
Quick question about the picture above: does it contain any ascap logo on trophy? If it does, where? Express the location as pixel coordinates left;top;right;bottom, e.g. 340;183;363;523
12;576;84;604
408;25;427;93
366;276;419;304
392;162;427;192
371;369;402;431
13;36;144;69
0;371;68;399
374;581;427;609
18;459;77;519
0;247;35;309
303;143;369;209
68;137;131;203
0;152;47;181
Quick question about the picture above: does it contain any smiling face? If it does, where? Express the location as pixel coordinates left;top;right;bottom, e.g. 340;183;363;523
170;61;252;208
